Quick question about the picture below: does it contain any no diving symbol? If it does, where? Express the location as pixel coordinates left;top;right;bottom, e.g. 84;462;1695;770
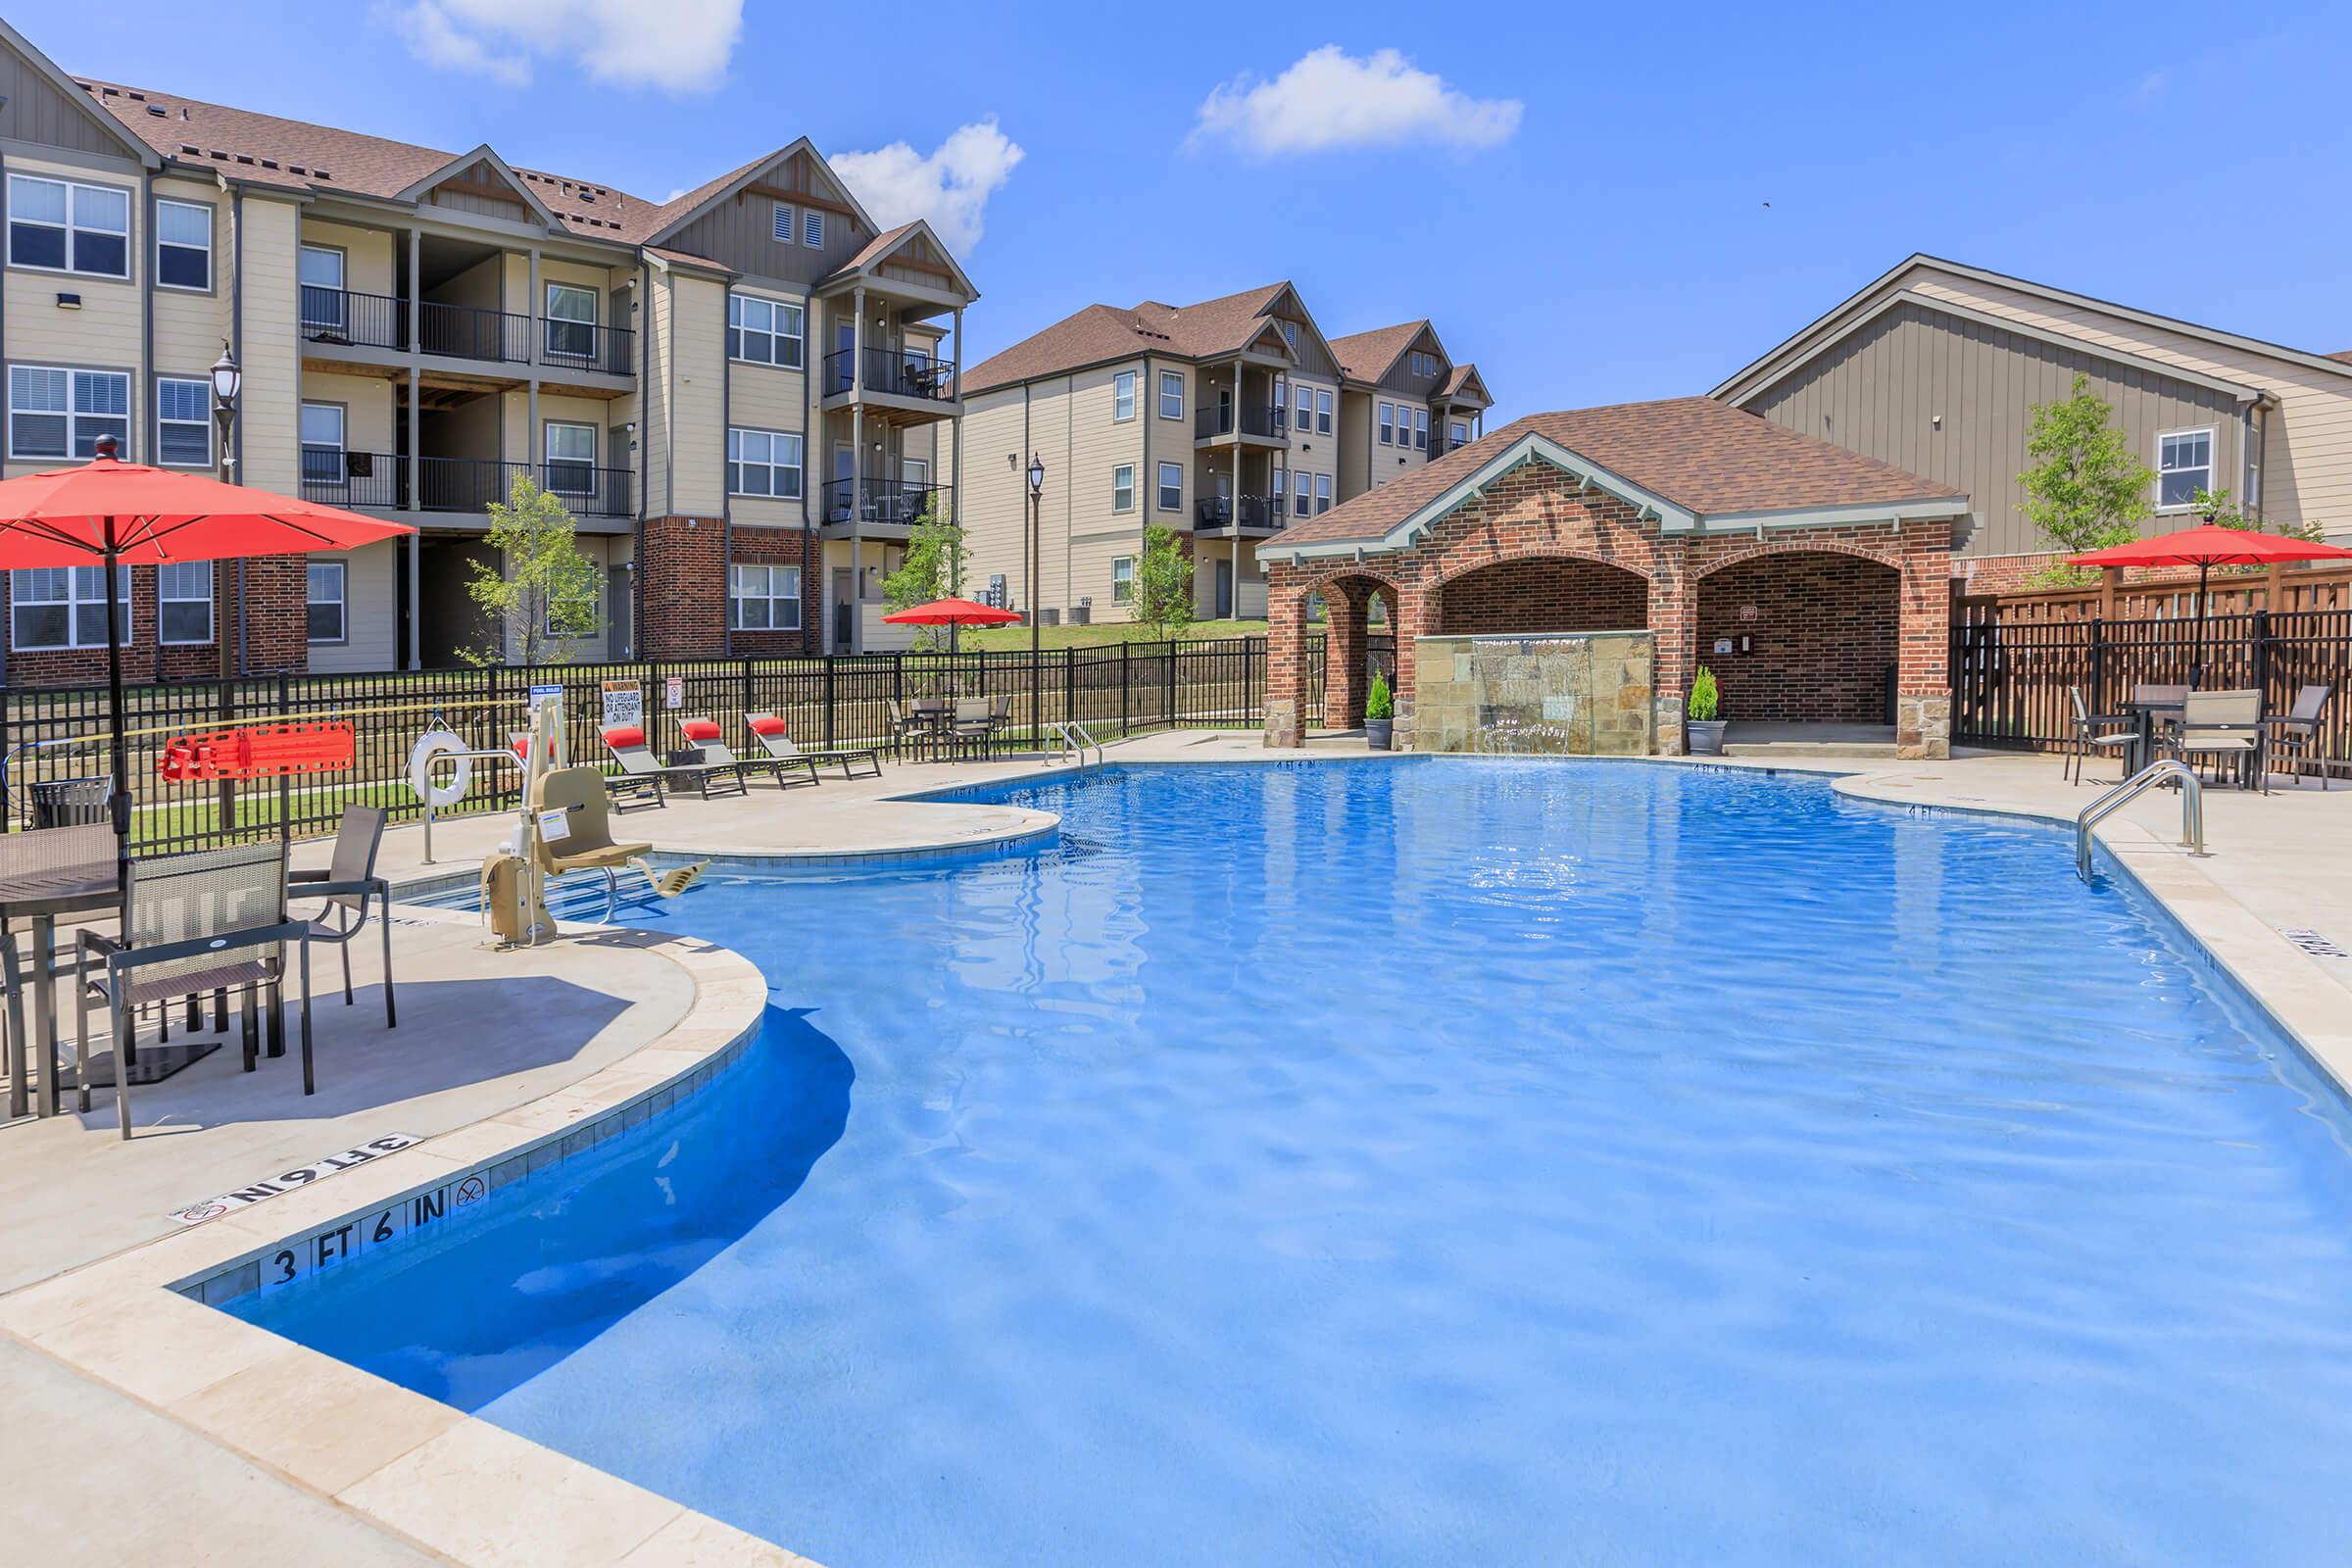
454;1174;488;1205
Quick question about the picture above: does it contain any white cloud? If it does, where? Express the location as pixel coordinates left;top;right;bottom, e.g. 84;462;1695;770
382;0;743;93
830;121;1025;253
2133;69;2171;102
1191;45;1521;157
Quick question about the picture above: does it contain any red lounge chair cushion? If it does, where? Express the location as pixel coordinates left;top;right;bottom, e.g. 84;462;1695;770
603;725;647;749
748;715;789;737
680;719;721;742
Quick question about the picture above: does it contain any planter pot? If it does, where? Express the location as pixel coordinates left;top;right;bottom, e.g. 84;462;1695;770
1365;717;1394;751
1686;719;1727;757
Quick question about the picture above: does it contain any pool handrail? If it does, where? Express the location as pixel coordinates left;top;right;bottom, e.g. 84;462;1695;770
2076;759;2203;882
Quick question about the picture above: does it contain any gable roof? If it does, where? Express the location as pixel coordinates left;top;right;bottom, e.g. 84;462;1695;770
642;137;880;250
1713;253;2352;403
395;144;564;229
1329;320;1435;383
1440;363;1491;406
963;282;1301;394
817;219;980;300
0;22;158;166
1261;398;1965;562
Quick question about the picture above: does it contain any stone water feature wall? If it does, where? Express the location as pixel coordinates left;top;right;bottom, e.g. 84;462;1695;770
1413;632;1655;755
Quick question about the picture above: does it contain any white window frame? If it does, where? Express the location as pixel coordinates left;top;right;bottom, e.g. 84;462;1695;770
2156;426;2215;514
1112;369;1137;422
306;561;346;645
543;282;597;361
729;563;804;631
298;244;346;331
803;209;824;248
158;561;213;646
1296;383;1312;431
1156;461;1183;513
1158;370;1184;419
1111;463;1136;514
6;174;129;279
544;420;598;495
9;564;127;651
1292;469;1312;517
154;198;212;291
9;365;129;461
543;569;599;639
1269;465;1285;513
1379;402;1394;444
773;202;795;241
726;426;806;499
155;376;212;467
1111;557;1135;604
1450;419;1469;446
1316;388;1333;435
299;401;346;485
1315;473;1333;514
727;292;806;369
1414;409;1429;451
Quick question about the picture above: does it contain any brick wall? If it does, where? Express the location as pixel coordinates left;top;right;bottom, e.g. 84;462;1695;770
727;526;818;657
1694;552;1897;723
1434;556;1647;635
637;514;726;659
2;558;307;688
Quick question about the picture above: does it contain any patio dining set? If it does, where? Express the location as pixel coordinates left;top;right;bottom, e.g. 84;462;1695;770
2064;682;2335;795
890;696;1017;762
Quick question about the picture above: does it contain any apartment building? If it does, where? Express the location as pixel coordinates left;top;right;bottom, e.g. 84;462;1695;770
1713;255;2352;588
958;283;1489;624
0;17;975;688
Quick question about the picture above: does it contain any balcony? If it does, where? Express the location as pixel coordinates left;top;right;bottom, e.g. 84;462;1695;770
1426;430;1466;460
1195;403;1287;444
296;287;632;376
821;477;952;528
822;345;957;403
1195;494;1287;534
300;451;635;519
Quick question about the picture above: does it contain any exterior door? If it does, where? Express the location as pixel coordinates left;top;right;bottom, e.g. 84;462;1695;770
832;443;855;522
831;566;854;652
833;321;856;394
1215;560;1233;619
607;564;632;659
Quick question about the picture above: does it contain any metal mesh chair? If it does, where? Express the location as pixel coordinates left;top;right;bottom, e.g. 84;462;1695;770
76;842;310;1140
2265;683;2332;789
2169;689;2268;794
1;824;116;1117
2065;686;2136;786
289;805;396;1024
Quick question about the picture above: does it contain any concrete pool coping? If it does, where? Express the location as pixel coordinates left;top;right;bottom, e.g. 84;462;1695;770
5;732;2345;1566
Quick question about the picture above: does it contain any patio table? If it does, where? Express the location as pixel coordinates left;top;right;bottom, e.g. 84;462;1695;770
1;852;120;1118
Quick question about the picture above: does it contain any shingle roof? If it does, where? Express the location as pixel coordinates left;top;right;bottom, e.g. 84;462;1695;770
962;282;1292;394
2330;351;2352;366
1441;363;1483;398
1273;397;1966;550
1328;321;1427;382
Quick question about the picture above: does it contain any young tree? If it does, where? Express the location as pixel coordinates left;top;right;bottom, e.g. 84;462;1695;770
2189;485;2324;543
461;473;601;667
882;503;966;650
1131;524;1195;642
2017;373;2153;584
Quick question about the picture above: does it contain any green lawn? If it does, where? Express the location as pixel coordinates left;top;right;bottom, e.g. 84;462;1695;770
957;618;1270;653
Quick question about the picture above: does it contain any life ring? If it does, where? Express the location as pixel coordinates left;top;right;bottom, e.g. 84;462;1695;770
409;730;472;808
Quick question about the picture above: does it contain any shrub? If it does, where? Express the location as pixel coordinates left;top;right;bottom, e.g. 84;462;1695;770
1687;666;1721;721
1365;670;1395;721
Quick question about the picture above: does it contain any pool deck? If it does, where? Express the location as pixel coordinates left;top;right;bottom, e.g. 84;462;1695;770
3;730;2347;1566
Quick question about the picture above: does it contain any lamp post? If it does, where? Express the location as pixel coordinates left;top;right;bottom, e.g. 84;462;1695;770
1027;454;1045;745
210;342;242;680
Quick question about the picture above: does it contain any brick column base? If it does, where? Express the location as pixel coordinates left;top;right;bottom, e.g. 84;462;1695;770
1263;696;1300;749
1896;693;1950;760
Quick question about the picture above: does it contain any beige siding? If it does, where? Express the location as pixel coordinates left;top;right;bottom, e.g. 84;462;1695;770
298;219;395;299
725;280;811;528
667;273;726;514
1748;295;2248;559
237;195;302;494
300;369;396;458
152;177;229;382
958;364;1146;619
3;153;143;469
306;539;398;673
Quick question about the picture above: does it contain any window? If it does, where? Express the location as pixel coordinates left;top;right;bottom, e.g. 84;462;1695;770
1450;419;1469;446
1281;320;1298;347
1379;402;1394;444
156;377;211;467
1111;464;1136;513
1316;388;1333;435
10;564;126;650
545;421;597;494
1270;465;1285;512
298;245;345;332
1414;409;1429;451
726;427;805;498
1271;379;1286;430
2158;428;2214;511
1112;557;1135;603
544;283;596;361
299;402;346;485
10;366;127;460
1315;474;1333;514
155;199;211;290
727;293;806;368
729;564;804;631
1295;383;1312;432
1113;369;1137;421
1293;469;1312;517
772;202;794;242
7;175;127;277
1157;461;1183;512
544;571;598;639
1158;370;1184;419
307;562;345;643
803;209;824;248
159;562;212;645
2246;417;2265;514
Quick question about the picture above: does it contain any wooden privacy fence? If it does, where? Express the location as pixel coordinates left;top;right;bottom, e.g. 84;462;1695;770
1958;563;2352;625
1951;609;2352;760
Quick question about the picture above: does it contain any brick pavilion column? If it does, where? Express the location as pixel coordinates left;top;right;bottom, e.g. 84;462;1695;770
1894;519;1953;760
1323;580;1369;731
1391;579;1425;750
1262;564;1312;748
1644;547;1692;756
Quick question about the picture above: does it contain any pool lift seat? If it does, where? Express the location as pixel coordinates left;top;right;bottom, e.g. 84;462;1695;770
527;765;704;922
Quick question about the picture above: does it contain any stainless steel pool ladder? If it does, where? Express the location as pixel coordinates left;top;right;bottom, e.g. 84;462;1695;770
1050;720;1104;770
2076;759;2204;882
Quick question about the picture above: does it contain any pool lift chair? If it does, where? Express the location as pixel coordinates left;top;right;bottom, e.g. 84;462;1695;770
504;693;708;939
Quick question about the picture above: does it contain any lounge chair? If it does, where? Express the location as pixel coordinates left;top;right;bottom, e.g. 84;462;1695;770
2168;689;2267;794
600;723;746;802
76;842;312;1139
288;804;397;1025
2065;686;2137;786
679;716;818;790
2265;683;2332;789
516;729;662;812
744;713;883;779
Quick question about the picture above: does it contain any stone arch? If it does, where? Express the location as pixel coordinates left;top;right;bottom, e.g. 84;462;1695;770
1690;537;1908;583
1693;546;1904;725
1431;553;1651;636
1295;567;1410;734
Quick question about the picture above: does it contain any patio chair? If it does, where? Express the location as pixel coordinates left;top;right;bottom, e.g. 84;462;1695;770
288;805;396;1025
744;713;884;780
2168;689;2268;795
679;716;818;790
887;698;949;761
600;723;745;802
517;729;661;812
2065;686;2137;786
949;696;1002;760
529;764;658;922
75;842;311;1139
2264;684;2333;790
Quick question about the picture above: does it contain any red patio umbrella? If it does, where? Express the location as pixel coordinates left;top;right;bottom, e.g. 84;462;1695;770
0;437;416;888
2071;521;2352;684
882;595;1021;652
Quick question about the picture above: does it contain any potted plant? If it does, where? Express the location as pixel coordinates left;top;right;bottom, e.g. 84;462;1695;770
1364;671;1396;751
1686;666;1726;756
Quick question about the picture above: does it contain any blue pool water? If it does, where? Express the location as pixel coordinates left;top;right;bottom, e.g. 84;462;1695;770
235;761;2352;1566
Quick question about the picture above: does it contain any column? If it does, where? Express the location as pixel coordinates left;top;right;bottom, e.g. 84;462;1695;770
950;305;964;544
526;249;542;485
1895;524;1952;760
1646;545;1693;756
1325;580;1369;732
1231;448;1243;619
850;288;866;655
1262;564;1313;749
406;363;421;669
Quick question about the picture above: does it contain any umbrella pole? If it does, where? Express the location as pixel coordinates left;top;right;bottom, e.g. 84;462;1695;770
2192;560;2212;688
102;526;131;909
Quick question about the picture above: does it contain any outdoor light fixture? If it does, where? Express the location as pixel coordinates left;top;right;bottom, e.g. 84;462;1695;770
210;341;242;409
1027;455;1046;496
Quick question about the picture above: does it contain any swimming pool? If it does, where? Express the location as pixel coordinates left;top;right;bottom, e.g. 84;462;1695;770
235;761;2352;1565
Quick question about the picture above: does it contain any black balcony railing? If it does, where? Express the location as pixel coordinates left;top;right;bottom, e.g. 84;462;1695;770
539;318;635;376
299;288;406;352
417;300;533;365
296;289;633;376
1195;403;1286;441
823;346;958;401
299;452;633;518
822;477;951;527
1195;494;1286;532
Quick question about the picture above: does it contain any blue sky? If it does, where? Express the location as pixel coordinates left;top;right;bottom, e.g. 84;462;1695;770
24;0;2352;412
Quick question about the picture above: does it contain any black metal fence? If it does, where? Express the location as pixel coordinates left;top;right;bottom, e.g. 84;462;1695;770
1952;610;2352;760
